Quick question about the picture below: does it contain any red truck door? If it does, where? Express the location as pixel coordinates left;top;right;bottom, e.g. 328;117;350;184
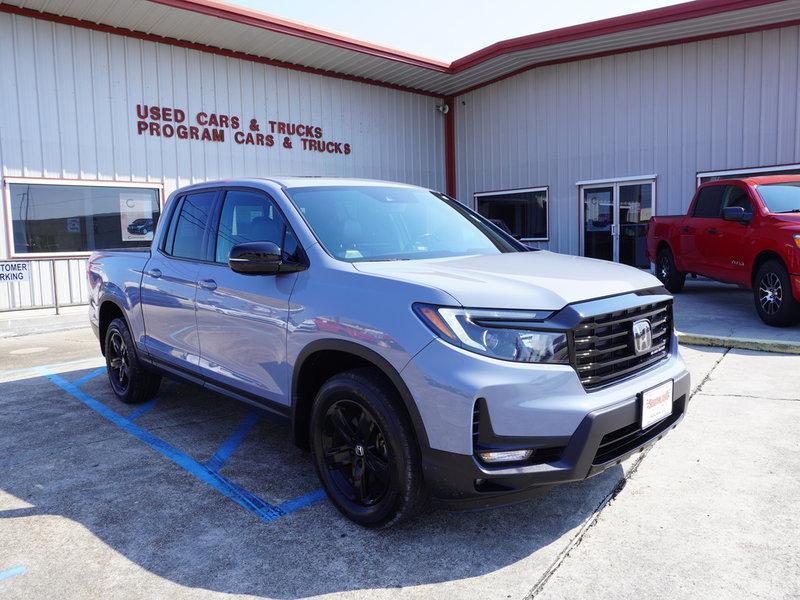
702;183;755;285
679;184;726;275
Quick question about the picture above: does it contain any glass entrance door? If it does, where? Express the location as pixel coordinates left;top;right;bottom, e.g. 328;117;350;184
583;187;615;262
581;180;654;267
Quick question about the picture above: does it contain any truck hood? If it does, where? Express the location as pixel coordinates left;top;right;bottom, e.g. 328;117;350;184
353;251;663;310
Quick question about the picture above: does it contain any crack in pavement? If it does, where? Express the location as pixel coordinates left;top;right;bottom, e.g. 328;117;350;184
524;348;731;599
694;392;799;402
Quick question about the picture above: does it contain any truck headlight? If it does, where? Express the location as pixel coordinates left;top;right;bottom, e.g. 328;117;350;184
793;234;800;248
413;303;569;364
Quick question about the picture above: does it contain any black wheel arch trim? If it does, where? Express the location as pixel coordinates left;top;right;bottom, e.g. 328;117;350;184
98;297;140;358
291;339;431;452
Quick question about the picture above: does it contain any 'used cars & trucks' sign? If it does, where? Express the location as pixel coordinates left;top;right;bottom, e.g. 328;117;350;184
134;104;352;156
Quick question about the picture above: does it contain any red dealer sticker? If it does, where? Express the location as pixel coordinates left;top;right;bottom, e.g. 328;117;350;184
641;380;673;429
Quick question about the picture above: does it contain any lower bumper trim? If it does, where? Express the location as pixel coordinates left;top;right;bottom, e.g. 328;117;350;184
422;369;690;510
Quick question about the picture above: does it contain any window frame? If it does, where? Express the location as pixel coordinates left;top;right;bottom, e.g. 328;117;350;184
473;186;549;242
3;176;164;259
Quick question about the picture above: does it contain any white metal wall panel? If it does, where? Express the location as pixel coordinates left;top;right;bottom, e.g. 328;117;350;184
454;24;800;256
0;11;445;231
0;12;444;308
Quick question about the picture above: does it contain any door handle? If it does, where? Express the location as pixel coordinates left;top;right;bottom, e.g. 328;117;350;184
146;268;162;278
198;279;217;291
707;228;718;235
681;226;690;234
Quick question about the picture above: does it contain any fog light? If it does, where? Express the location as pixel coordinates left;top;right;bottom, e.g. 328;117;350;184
478;449;533;463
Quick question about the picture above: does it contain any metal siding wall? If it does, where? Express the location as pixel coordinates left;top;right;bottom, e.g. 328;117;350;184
455;25;800;256
0;12;446;262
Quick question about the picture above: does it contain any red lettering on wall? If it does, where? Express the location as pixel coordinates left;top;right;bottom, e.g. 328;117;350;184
134;105;348;154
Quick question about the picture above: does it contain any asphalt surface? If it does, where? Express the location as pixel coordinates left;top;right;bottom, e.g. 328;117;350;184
0;327;797;599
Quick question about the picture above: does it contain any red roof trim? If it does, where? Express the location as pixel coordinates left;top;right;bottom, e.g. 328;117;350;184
151;0;787;74
451;15;800;97
450;0;785;71
0;3;443;98
149;0;450;71
0;0;793;97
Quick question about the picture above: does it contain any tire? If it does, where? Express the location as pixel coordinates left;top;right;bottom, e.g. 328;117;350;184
104;317;162;404
656;247;686;293
753;260;800;327
309;368;426;528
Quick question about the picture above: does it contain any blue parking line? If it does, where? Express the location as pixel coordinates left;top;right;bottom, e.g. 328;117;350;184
74;367;106;387
0;566;25;581
0;358;103;379
206;411;260;472
278;488;327;514
42;370;284;522
127;397;160;421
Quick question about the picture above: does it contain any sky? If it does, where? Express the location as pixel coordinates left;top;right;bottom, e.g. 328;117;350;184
228;0;685;62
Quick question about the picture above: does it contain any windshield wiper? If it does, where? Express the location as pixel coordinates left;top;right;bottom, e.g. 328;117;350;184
776;209;800;213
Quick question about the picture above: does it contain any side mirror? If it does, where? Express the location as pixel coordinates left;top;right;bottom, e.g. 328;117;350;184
228;241;308;275
722;206;752;223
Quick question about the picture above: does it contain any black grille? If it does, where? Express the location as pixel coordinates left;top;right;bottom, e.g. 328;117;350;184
572;299;672;391
593;397;684;465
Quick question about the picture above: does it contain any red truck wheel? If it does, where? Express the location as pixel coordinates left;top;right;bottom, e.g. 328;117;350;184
754;260;800;327
656;248;686;293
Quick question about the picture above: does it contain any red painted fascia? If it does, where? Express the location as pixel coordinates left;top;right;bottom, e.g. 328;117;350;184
450;0;784;71
450;15;800;97
148;0;450;71
150;0;788;77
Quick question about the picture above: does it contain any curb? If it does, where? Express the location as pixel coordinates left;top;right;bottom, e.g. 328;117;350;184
677;331;800;355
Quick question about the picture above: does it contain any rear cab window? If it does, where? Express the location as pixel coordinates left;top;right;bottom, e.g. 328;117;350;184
692;185;725;218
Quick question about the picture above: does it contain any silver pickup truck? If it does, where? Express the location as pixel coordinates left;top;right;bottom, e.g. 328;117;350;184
88;177;690;528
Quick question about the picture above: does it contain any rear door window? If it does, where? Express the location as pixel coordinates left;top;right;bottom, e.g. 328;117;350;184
692;185;725;218
166;191;217;260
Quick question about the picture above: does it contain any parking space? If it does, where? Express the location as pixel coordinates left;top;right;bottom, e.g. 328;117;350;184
0;328;797;599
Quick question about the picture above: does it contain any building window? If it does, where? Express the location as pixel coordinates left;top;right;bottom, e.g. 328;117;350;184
698;163;800;185
6;180;161;256
474;187;548;241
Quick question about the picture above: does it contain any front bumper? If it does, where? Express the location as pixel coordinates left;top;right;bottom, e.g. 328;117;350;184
423;369;690;509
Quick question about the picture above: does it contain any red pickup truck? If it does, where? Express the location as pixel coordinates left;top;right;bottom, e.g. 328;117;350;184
646;175;800;326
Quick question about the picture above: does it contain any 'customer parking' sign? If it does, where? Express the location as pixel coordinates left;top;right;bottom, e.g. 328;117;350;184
0;261;31;283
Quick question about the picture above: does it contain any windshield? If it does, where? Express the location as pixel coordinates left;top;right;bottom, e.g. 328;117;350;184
285;186;524;262
756;182;800;213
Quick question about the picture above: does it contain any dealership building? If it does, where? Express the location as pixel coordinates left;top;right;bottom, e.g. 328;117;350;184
2;0;800;310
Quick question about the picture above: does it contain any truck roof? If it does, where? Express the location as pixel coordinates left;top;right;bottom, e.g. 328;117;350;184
177;176;424;191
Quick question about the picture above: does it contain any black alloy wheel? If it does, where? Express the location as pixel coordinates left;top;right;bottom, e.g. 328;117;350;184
107;329;130;396
310;368;426;528
656;247;686;293
321;399;390;506
104;317;162;404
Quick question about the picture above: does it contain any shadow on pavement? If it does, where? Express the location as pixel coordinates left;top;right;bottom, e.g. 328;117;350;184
0;365;622;598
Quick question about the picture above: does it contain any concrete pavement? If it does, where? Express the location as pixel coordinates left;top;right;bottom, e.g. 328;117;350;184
0;328;797;599
672;277;800;352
